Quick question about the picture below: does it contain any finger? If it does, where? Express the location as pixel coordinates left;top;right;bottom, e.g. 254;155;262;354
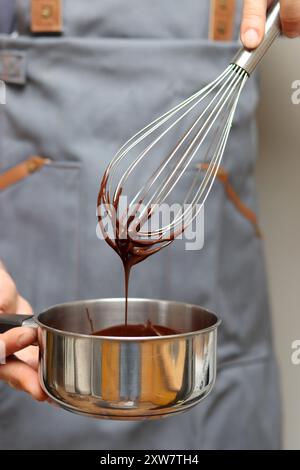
0;327;37;357
15;345;39;370
16;296;33;315
280;0;300;38
0;357;47;401
0;270;18;313
241;0;268;48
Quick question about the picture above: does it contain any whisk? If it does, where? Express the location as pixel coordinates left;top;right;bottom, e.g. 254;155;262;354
99;1;281;246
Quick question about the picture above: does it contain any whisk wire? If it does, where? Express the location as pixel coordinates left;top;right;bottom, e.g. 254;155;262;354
135;66;248;237
100;64;249;242
131;65;241;212
110;67;234;203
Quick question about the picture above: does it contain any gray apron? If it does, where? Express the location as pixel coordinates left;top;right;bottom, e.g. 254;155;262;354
0;0;281;449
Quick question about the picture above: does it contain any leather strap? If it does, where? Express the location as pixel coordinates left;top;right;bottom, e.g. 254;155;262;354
0;156;49;192
209;0;236;41
31;0;63;33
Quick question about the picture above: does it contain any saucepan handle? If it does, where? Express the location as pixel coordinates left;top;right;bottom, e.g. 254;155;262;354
0;315;36;333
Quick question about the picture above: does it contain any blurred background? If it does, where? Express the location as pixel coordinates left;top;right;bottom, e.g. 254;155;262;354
256;37;300;450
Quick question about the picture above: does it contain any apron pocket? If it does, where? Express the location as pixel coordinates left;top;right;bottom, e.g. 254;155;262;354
0;159;81;312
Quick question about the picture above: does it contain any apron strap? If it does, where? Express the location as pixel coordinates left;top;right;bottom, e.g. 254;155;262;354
31;0;63;34
209;0;237;41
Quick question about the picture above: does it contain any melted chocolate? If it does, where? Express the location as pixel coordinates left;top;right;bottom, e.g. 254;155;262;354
97;170;182;333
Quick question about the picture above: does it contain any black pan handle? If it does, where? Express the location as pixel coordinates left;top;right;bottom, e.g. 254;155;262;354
0;314;35;333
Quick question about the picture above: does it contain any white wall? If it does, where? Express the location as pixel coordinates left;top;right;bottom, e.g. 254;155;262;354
256;38;300;450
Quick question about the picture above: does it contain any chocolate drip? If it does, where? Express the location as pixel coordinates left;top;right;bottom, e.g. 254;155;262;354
97;169;183;334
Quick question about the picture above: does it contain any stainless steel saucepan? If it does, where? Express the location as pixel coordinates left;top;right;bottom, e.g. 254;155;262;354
0;298;220;420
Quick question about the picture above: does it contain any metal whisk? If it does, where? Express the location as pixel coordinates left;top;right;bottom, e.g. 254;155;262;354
99;1;281;245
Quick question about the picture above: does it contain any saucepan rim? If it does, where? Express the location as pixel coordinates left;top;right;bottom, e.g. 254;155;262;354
35;297;221;341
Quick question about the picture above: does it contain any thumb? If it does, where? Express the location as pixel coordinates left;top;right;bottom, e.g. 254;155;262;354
241;0;271;49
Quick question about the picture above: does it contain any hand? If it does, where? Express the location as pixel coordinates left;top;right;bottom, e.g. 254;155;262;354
0;264;47;401
241;0;300;49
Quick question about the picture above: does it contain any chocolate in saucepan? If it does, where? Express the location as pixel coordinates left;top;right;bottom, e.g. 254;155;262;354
92;322;179;337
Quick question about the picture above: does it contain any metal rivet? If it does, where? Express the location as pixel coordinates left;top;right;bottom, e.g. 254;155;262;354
42;6;52;19
217;22;227;34
27;161;38;173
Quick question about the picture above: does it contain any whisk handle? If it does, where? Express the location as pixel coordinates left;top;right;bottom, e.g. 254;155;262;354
232;0;281;75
